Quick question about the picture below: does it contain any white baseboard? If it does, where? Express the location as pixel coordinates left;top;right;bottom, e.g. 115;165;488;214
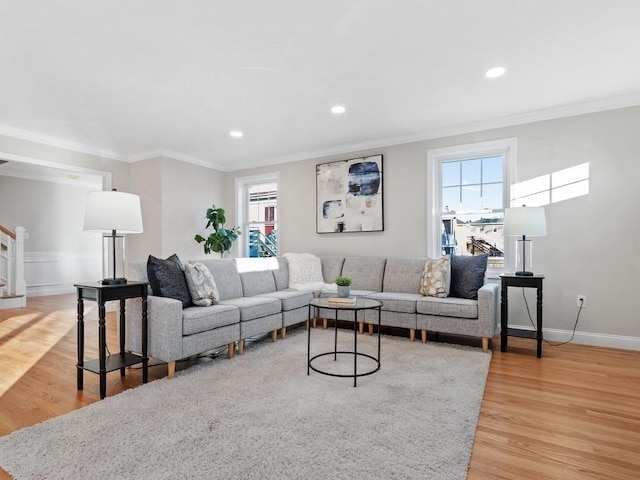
507;324;640;351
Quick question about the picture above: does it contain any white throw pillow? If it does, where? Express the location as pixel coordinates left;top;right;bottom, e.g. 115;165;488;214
420;256;451;298
283;253;324;284
184;261;220;306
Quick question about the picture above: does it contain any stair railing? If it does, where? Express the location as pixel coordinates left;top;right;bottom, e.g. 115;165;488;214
0;225;26;300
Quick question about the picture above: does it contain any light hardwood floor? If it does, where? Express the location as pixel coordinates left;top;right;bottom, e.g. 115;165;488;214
1;294;639;479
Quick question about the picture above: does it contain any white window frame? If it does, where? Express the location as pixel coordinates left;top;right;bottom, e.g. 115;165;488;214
426;138;517;278
235;172;279;258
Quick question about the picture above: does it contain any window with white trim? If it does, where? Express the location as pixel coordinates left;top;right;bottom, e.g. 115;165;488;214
427;138;517;273
236;174;279;258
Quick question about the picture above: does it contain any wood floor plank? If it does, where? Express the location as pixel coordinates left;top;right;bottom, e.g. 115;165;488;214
1;294;640;479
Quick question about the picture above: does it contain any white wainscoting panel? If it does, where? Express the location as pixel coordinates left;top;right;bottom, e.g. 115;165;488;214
25;252;102;297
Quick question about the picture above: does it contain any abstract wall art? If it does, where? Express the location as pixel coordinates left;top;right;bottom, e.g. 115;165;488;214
316;154;384;233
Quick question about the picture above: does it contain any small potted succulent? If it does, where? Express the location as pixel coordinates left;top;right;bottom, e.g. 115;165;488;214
335;275;353;298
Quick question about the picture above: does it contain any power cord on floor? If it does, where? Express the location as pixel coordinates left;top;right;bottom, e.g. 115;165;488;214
521;287;583;346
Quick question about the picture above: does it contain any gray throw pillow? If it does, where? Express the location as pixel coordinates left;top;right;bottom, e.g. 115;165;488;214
146;254;192;308
449;254;488;299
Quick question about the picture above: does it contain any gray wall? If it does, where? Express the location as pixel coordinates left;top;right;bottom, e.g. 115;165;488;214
127;156;227;262
227;106;640;342
2;106;639;345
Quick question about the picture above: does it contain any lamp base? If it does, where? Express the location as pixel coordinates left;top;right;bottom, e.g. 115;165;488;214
515;271;534;276
102;277;128;285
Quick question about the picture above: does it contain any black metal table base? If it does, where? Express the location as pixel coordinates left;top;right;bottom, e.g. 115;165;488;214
307;298;382;387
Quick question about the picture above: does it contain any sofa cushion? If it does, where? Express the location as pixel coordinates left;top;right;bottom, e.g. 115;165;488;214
240;270;277;296
382;257;426;294
200;259;244;300
146;254;192;308
341;257;386;292
367;292;422;313
420;256;451;298
320;257;345;284
272;257;290;291
182;304;239;335
257;289;314;311
184;261;220;306
449;254;488;300
219;296;282;321
416;296;478;319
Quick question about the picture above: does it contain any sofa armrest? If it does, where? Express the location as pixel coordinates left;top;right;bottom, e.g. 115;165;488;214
126;295;184;362
477;283;499;338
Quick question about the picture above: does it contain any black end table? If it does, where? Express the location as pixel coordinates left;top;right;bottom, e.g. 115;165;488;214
75;281;149;399
500;274;544;358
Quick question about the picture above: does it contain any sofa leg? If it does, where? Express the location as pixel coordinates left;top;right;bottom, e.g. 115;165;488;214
227;342;235;359
368;323;374;336
482;337;490;352
281;327;286;339
322;318;328;330
167;361;176;379
271;330;277;342
410;328;415;342
421;330;427;344
238;339;245;355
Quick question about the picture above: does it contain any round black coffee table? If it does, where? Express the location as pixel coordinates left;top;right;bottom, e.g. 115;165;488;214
307;297;382;387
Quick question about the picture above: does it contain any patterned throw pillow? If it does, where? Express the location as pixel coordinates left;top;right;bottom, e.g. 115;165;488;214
146;254;192;308
420;256;451;298
184;262;220;306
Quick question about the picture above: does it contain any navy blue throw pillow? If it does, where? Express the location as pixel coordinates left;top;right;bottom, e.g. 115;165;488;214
449;254;488;299
147;254;192;308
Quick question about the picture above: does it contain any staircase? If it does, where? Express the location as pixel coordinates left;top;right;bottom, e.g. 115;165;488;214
0;225;27;309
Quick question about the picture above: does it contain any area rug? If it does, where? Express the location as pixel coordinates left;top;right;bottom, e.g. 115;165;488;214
0;328;491;480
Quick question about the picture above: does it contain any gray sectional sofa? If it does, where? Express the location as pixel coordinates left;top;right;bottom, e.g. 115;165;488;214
125;255;498;379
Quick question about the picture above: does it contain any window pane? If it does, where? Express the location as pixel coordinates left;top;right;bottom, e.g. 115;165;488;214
482;155;503;183
461;158;481;185
482;183;503;210
442;186;460;213
442;161;460;187
461;185;482;212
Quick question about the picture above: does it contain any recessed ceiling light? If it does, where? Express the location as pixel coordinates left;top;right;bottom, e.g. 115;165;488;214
68;174;79;180
485;67;506;78
331;105;346;114
230;130;243;138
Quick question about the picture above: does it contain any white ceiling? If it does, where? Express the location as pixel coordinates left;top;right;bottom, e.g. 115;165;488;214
1;1;640;172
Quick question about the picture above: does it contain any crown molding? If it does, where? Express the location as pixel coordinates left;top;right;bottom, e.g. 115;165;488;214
0;123;126;161
1;93;640;172
243;92;640;171
126;149;224;170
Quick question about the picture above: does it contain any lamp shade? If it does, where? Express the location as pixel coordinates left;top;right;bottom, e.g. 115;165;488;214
503;206;546;237
84;190;143;233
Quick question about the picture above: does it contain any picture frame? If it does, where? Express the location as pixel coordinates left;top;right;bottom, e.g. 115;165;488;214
316;154;384;233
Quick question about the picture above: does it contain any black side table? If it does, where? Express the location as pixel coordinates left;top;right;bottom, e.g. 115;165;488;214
75;281;149;399
500;274;544;358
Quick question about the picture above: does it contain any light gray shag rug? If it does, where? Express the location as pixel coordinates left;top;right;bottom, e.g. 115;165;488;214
0;328;491;480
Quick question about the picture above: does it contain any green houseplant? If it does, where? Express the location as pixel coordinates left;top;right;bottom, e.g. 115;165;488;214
335;275;352;298
194;205;241;258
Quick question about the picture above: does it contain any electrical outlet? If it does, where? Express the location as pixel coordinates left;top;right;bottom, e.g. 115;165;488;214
577;295;586;308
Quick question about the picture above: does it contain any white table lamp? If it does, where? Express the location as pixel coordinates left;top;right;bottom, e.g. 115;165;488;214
84;189;143;284
504;206;546;276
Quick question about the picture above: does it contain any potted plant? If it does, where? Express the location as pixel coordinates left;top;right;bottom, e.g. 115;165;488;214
335;275;352;298
194;205;241;258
